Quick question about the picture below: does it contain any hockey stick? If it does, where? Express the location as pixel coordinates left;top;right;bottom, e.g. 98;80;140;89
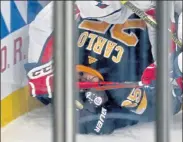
120;1;182;47
75;81;143;109
77;81;143;91
75;81;143;110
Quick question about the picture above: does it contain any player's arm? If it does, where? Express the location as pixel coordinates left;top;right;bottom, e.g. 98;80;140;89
130;1;156;11
178;12;182;46
77;72;139;134
24;60;53;97
141;11;182;89
111;87;149;116
24;33;54;105
24;34;54;105
173;52;183;90
77;102;139;135
76;89;138;135
76;1;155;25
25;2;54;104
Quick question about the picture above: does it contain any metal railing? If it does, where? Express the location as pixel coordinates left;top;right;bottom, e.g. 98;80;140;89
53;1;75;142
156;1;172;142
53;1;173;142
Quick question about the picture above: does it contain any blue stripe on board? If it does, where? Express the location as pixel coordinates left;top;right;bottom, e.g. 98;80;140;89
10;1;26;33
1;1;46;40
0;13;10;39
27;0;43;24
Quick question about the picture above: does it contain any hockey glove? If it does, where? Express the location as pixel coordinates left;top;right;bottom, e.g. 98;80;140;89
141;63;156;86
24;60;54;100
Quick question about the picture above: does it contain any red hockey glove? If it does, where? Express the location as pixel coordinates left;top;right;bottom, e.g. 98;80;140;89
141;63;183;90
141;63;156;85
25;60;54;98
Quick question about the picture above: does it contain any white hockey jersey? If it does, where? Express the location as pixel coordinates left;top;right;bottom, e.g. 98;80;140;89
76;1;155;24
178;12;182;43
28;1;182;63
26;1;182;104
76;1;182;59
28;1;53;63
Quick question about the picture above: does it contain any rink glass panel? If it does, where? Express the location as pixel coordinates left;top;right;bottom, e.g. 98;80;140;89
12;1;182;142
74;3;182;142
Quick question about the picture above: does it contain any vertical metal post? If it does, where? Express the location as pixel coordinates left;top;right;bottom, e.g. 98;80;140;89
53;1;66;142
53;1;75;142
156;1;172;142
65;1;76;142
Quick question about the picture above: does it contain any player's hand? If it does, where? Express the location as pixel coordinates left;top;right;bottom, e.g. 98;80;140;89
141;63;156;85
141;61;182;90
24;60;54;98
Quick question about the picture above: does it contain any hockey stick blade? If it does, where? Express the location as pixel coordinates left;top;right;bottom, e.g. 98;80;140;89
121;1;182;47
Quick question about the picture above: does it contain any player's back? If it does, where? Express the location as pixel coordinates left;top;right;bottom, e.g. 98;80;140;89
77;14;153;83
76;15;155;133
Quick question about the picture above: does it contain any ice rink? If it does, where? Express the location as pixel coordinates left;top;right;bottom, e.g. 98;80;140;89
1;105;182;142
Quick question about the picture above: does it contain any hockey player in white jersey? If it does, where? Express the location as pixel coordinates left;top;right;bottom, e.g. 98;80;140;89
76;1;157;57
76;0;182;91
25;1;182;134
76;1;155;24
76;1;182;59
24;2;54;104
25;1;156;104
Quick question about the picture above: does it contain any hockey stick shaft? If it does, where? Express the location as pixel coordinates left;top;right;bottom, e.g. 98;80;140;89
121;1;182;47
75;81;142;109
77;81;143;91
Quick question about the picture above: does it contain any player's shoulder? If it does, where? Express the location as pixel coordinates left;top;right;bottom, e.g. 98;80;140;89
35;1;53;21
29;1;53;38
30;1;53;29
28;2;53;63
75;1;122;18
131;1;155;11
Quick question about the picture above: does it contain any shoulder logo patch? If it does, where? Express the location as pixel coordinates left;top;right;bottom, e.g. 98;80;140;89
88;56;98;64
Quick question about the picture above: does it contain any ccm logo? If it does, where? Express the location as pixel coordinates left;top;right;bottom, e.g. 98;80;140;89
28;60;53;79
